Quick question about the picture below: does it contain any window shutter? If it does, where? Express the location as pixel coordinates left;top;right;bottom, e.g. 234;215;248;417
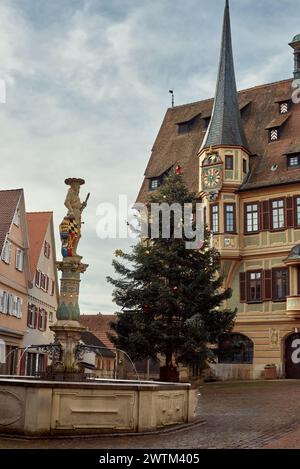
264;269;272;301
18;298;22;318
44;311;48;331
35;270;40;287
0;289;3;313
8;242;12;264
286;197;295;228
261;201;270;231
240;273;247;303
38;309;42;329
27;304;31;326
2;292;8;314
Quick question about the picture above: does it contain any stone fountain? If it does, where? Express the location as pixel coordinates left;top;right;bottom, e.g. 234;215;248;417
45;177;89;381
0;179;197;436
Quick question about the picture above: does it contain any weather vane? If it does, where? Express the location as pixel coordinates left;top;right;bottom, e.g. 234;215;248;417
169;89;174;108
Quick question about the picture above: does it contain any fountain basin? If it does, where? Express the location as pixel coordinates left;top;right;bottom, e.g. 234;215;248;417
0;377;197;435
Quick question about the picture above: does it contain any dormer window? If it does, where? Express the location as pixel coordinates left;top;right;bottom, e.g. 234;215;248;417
177;114;200;135
269;128;279;142
149;178;160;191
287;153;300;168
279;102;289;114
203;117;211;129
178;119;195;135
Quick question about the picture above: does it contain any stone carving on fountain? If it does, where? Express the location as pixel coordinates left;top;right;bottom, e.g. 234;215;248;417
47;178;90;380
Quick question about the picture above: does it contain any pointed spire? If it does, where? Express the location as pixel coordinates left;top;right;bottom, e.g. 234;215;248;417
201;0;248;151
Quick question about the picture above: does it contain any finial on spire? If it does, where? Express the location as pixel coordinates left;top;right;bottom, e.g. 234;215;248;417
200;0;248;151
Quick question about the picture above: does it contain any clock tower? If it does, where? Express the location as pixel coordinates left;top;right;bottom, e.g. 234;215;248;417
199;0;250;265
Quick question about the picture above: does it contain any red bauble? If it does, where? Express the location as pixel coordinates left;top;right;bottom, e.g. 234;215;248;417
176;165;182;175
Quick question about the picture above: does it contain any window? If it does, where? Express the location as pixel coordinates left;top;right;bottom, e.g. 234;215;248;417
49;311;54;322
1;240;11;264
224;204;236;233
287;154;300;168
210;205;219;233
245;203;259;233
243;159;248;174
15;249;23;271
1;291;8;314
44;241;51;258
35;270;41;288
273;268;289;301
38;309;47;331
13;208;20;226
296;197;300;226
225;155;233;170
218;334;254;364
26;352;37;376
4;345;18;374
269;128;279;142
38;354;46;373
0;292;22;318
149;178;160;191
271;199;285;230
27;304;37;328
279;102;289;114
40;273;49;292
177;117;196;135
248;271;262;303
15;297;22;318
203;117;211;129
7;294;14;315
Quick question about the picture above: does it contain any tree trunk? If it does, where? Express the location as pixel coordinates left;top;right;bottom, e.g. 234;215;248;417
159;350;179;382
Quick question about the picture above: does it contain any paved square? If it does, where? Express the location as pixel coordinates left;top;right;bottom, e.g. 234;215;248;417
1;380;300;448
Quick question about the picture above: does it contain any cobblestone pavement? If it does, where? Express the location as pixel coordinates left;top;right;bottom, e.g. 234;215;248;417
1;380;300;449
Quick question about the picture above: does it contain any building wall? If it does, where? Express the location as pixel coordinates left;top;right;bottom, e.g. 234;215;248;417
0;196;30;373
200;149;300;380
23;219;59;375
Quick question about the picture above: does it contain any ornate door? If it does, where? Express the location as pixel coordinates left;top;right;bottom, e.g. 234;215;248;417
285;333;300;379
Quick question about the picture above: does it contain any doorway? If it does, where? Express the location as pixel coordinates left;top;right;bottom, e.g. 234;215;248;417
285;333;300;379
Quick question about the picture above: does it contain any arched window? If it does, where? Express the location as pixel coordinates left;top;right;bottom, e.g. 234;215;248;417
217;333;254;364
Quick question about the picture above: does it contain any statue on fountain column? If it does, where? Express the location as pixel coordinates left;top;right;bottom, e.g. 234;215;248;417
59;178;90;258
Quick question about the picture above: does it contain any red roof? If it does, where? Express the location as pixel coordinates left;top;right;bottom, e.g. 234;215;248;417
80;314;117;351
26;212;53;277
0;189;23;254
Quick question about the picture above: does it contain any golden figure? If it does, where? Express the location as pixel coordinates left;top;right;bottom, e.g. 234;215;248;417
60;178;90;257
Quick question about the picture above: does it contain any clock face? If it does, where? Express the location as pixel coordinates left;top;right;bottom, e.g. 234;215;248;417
203;167;222;190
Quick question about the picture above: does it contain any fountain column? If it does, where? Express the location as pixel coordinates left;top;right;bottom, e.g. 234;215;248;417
48;178;89;379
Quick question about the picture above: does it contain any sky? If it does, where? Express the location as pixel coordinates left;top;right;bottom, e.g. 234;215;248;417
0;0;299;314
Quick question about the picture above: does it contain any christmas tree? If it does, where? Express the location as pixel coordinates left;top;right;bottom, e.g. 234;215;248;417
107;170;236;382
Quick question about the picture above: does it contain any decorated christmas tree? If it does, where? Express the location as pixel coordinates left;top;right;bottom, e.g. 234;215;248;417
107;170;236;381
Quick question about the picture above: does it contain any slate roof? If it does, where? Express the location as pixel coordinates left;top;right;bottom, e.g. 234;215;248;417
26;212;53;277
79;313;117;351
137;77;299;201
0;189;23;254
201;0;248;151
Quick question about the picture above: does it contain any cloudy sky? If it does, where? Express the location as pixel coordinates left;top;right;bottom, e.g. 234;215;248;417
0;0;299;314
